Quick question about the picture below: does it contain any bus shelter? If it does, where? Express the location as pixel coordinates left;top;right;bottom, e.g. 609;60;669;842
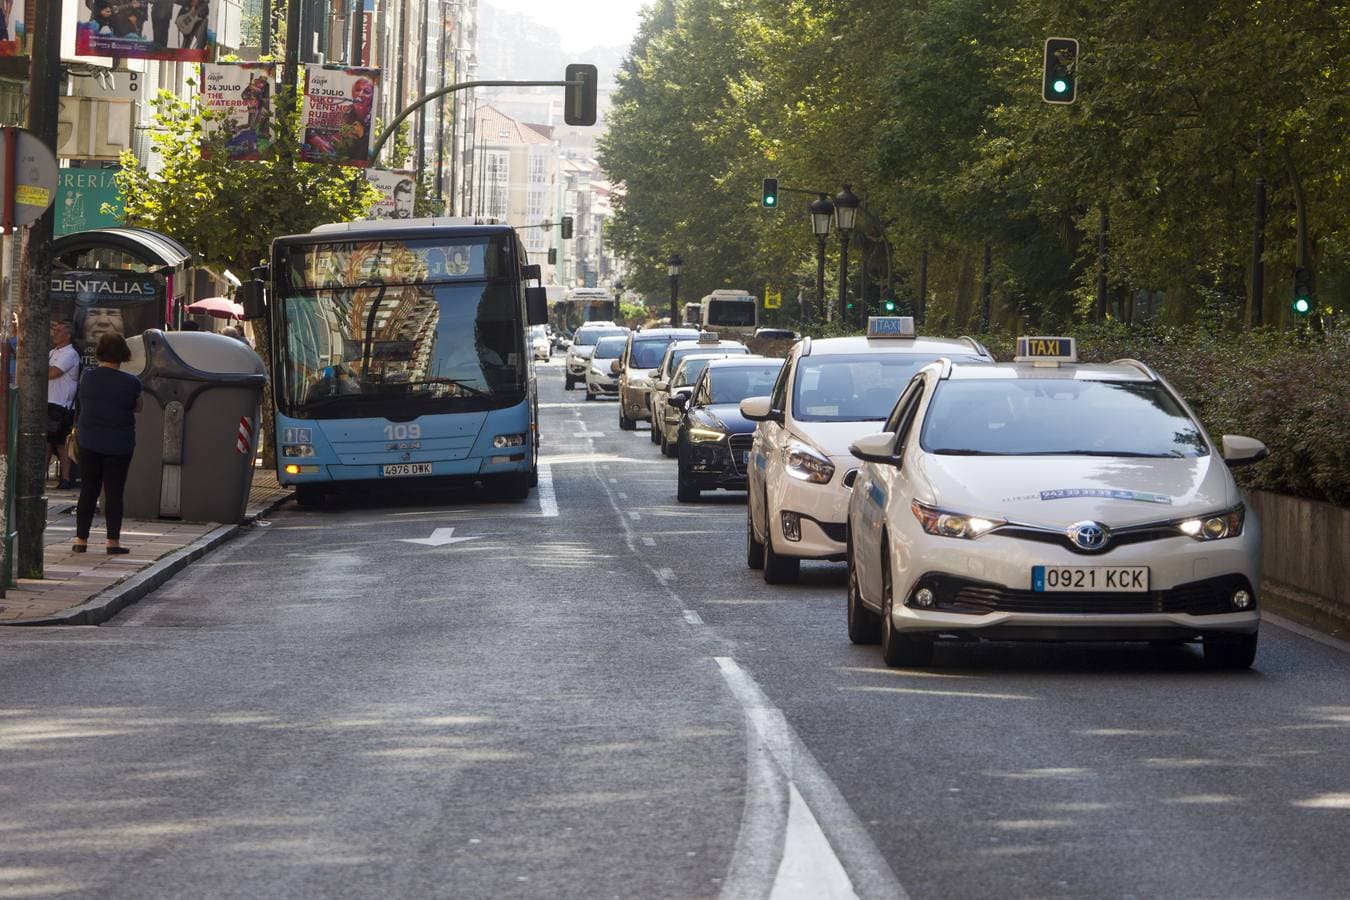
49;227;193;366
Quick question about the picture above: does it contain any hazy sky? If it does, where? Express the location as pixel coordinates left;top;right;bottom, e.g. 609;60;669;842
488;0;650;51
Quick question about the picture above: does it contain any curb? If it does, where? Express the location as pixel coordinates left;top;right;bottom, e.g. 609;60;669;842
3;491;293;627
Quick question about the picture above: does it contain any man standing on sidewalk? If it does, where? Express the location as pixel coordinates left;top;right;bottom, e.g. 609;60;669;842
47;320;79;490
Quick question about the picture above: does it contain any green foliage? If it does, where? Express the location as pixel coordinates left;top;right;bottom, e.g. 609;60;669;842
115;81;379;273
601;0;1349;333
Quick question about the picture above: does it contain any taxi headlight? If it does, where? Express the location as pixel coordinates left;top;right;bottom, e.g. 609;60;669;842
910;501;1004;539
784;442;834;484
688;426;725;443
1178;505;1244;541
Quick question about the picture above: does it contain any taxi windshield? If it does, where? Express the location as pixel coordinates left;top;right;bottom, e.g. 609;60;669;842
631;339;678;369
708;362;783;404
667;344;747;375
920;379;1209;457
793;354;983;422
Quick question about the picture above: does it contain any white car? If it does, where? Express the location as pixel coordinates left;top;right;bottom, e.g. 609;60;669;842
584;334;628;400
743;317;993;584
648;334;749;447
844;336;1266;669
656;352;759;455
565;323;627;390
529;325;551;361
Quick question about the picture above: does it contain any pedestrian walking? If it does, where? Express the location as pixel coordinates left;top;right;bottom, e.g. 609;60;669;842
46;320;80;489
72;333;143;555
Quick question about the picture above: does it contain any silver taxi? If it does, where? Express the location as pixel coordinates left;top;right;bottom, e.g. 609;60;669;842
648;333;748;447
845;337;1267;669
742;317;992;583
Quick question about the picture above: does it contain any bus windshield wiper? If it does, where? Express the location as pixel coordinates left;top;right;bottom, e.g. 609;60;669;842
403;378;489;397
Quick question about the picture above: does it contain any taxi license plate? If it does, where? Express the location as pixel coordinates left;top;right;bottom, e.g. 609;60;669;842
1032;566;1148;592
381;463;433;477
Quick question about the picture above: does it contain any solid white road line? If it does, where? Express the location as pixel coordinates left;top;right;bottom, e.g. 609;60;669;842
715;657;907;900
536;463;558;518
1264;611;1350;655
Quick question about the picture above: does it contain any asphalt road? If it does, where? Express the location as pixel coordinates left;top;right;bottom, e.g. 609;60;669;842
2;359;1348;899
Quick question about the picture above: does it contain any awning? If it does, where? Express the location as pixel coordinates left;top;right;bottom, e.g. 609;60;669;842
52;227;193;272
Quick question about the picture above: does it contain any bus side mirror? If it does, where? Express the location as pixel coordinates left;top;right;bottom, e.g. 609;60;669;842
522;264;542;283
525;286;548;326
238;280;267;321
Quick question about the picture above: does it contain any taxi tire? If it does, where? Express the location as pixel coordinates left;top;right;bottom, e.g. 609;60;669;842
880;555;933;667
1201;632;1258;670
585;390;594;401
746;503;765;570
565;376;576;390
662;433;678;458
650;420;661;444
762;509;800;584
619;411;637;430
846;542;881;644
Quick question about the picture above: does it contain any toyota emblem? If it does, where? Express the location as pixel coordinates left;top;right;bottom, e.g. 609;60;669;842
1068;521;1111;551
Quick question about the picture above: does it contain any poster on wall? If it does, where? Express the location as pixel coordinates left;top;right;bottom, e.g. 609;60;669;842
0;0;28;56
74;0;216;62
50;270;164;367
366;169;416;220
300;65;379;168
201;62;275;160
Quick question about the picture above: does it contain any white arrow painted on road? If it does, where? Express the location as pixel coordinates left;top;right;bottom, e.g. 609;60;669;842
398;527;481;547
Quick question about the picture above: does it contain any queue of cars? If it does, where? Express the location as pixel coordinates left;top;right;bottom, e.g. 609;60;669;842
581;316;1268;671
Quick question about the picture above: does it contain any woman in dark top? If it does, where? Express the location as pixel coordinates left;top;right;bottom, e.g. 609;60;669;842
73;333;143;554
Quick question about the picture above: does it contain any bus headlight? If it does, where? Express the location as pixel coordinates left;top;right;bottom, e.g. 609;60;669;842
282;444;316;457
784;442;834;484
493;433;527;449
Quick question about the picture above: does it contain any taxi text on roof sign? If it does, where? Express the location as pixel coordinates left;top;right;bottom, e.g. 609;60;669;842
1014;335;1078;365
697;331;721;343
867;316;916;339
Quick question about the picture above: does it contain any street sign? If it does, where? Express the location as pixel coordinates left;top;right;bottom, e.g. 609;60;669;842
764;286;782;309
1;127;59;232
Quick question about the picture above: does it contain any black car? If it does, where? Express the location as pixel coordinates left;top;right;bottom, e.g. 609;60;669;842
671;357;785;501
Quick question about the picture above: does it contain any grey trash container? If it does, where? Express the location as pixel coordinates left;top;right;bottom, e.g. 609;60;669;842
124;329;268;524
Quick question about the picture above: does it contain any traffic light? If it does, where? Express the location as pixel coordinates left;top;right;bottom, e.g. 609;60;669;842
1292;267;1313;317
560;216;573;239
1042;37;1079;104
761;177;779;209
547;248;557;265
882;296;897;313
564;64;598;126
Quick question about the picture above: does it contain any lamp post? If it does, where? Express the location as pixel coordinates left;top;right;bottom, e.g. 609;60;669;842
834;185;860;325
667;254;683;328
810;194;834;324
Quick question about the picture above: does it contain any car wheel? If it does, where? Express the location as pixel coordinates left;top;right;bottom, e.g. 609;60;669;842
762;507;800;585
1202;632;1258;670
746;501;765;570
585;390;594;401
847;537;881;644
564;376;575;390
649;419;661;444
676;449;700;502
619;410;636;430
662;431;679;458
880;553;933;667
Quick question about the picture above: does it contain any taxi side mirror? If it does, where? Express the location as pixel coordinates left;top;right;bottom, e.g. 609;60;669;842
740;396;781;423
1221;434;1269;468
850;432;900;465
646;369;662;380
652;380;669;392
610;360;622;375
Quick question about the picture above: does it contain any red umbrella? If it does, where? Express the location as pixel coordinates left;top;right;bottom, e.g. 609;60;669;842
187;297;245;320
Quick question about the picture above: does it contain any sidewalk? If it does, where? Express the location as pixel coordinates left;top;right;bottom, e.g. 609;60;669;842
0;469;292;626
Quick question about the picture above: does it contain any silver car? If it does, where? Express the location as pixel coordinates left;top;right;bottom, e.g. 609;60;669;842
565;323;627;391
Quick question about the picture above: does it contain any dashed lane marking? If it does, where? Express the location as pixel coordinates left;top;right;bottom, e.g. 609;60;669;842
536;463;558;518
641;537;656;547
683;610;704;625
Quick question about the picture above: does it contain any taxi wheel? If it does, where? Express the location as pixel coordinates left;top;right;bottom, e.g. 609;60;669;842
619;411;637;430
762;510;800;585
847;542;881;644
880;555;933;667
1202;632;1258;670
746;503;765;570
564;376;576;390
650;421;661;444
585;390;594;401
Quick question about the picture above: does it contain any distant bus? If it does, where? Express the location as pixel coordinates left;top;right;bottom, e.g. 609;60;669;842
682;302;702;327
700;289;758;335
551;287;616;334
246;218;548;503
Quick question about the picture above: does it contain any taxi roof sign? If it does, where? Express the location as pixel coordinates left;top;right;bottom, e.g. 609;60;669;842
1014;336;1078;366
866;316;916;339
697;331;721;344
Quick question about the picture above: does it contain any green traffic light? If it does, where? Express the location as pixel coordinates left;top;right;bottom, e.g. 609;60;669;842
1292;295;1312;315
765;195;776;206
1053;79;1068;94
883;301;896;312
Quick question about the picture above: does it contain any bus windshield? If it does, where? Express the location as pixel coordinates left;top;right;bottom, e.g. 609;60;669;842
707;299;756;327
276;235;526;420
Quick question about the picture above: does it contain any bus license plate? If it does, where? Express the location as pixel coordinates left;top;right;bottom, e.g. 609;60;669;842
1032;566;1148;592
382;463;433;477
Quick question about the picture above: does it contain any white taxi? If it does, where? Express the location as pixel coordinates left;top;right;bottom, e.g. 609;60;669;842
649;333;749;447
844;337;1267;669
742;317;993;583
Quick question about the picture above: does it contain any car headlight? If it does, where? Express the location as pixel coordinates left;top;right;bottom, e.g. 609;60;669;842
910;501;1003;539
784;442;835;484
688;426;725;443
1177;505;1244;540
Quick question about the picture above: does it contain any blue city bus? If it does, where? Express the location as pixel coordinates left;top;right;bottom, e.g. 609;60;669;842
245;219;549;503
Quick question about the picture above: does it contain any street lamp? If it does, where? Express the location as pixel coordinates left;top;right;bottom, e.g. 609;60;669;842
809;194;834;323
667;254;683;328
834;184;860;324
